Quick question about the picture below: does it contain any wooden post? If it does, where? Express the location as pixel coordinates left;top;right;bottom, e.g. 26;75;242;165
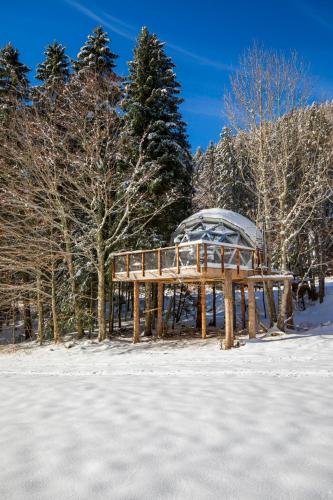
240;285;246;330
236;248;240;275
126;254;130;278
133;282;140;343
141;252;145;277
201;282;206;339
203;243;208;272
196;243;201;273
248;282;256;339
176;245;180;274
221;246;224;273
157;283;164;337
224;269;234;349
158;249;162;276
112;257;116;278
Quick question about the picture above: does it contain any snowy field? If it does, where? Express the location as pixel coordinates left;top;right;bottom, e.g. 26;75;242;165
1;283;333;500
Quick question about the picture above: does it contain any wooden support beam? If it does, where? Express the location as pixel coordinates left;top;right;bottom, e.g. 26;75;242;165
133;282;140;343
248;282;256;339
201;283;206;339
157;283;164;338
224;269;234;349
112;257;116;278
240;285;246;330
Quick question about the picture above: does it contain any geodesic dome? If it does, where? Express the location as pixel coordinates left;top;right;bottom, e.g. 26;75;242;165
172;208;263;249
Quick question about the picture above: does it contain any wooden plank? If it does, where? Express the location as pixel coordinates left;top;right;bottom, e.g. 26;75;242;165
196;243;201;273
224;269;234;349
248;281;256;339
141;252;145;277
201;283;206;339
133;282;140;343
157;282;164;337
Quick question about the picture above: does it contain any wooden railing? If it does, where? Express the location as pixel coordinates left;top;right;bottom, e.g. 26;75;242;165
112;241;263;279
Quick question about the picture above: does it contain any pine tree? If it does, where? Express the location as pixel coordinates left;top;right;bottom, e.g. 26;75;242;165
193;141;218;209
122;27;192;245
73;26;118;77
36;41;70;89
0;43;30;108
215;127;240;211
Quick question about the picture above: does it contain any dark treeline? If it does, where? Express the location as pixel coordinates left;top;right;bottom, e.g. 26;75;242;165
0;33;332;343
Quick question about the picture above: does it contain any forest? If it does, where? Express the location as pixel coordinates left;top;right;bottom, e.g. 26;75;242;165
0;26;332;343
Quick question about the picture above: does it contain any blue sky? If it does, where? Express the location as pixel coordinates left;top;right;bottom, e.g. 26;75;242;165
1;0;333;150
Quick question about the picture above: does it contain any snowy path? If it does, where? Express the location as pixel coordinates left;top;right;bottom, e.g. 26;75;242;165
1;324;333;500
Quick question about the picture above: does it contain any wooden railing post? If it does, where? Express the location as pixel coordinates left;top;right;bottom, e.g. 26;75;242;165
196;243;201;273
158;249;162;276
112;257;116;278
141;252;145;277
203;243;208;272
236;248;240;275
126;254;130;278
176;245;180;274
221;246;224;273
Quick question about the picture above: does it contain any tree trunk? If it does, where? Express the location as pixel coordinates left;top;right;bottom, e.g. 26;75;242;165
37;272;44;345
51;263;60;342
264;282;276;327
277;279;290;331
97;233;106;342
23;296;32;341
63;225;84;339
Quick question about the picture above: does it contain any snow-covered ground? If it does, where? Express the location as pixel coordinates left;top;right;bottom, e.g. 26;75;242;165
1;283;333;500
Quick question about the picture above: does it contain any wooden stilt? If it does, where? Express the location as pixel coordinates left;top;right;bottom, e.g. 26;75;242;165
248;282;256;339
157;283;164;338
240;286;246;330
224;270;234;349
201;283;206;339
133;281;140;343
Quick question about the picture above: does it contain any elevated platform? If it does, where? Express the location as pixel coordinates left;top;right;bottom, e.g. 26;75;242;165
112;240;261;283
